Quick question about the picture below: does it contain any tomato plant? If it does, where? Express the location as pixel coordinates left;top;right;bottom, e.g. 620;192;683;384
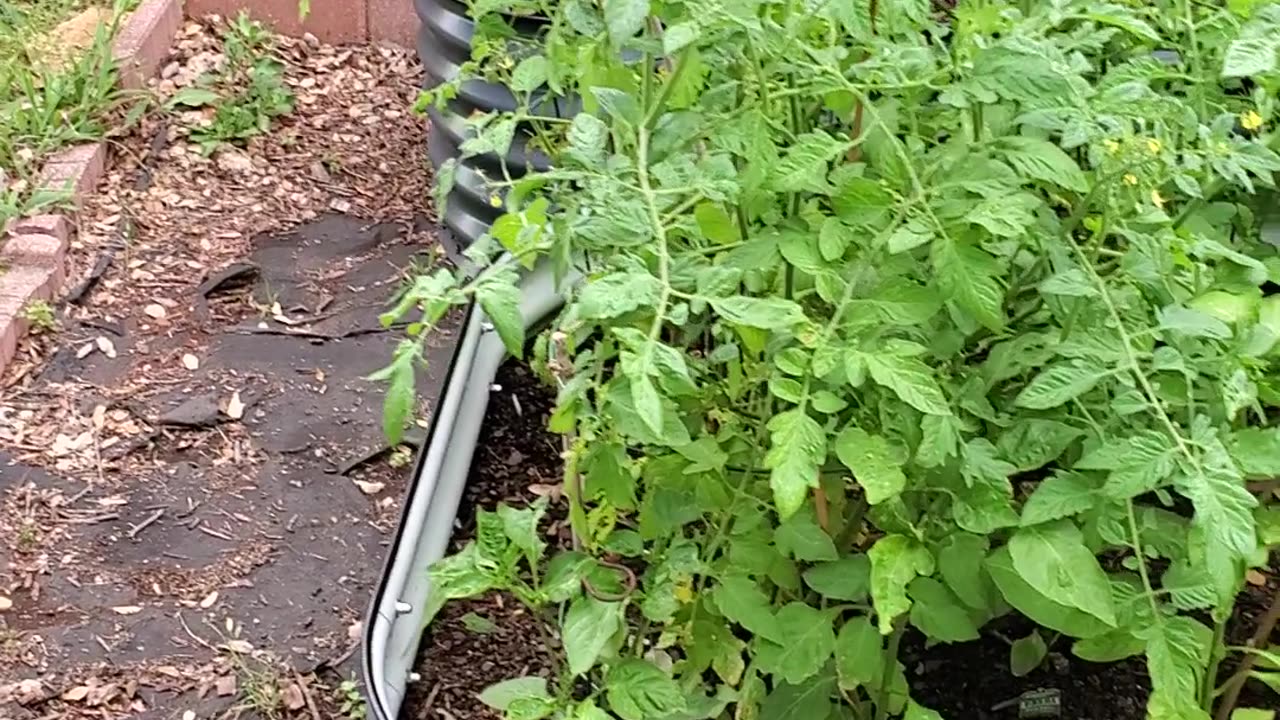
383;1;1280;718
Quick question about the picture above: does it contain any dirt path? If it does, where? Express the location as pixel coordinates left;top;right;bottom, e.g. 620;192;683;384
1;20;452;720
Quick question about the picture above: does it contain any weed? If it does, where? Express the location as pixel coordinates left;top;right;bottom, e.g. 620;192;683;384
20;299;56;332
164;12;294;155
335;679;366;720
14;522;39;552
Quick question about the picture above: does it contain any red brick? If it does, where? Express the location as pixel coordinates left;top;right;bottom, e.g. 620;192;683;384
0;311;20;372
186;0;369;43
39;143;108;204
369;0;415;46
0;233;66;270
115;0;184;89
0;263;61;306
9;215;70;246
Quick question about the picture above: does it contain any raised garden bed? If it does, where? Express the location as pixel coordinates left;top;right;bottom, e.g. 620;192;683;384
367;1;1280;719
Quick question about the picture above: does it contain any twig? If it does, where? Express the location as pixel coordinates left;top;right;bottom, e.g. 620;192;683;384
176;612;216;651
294;673;322;720
127;508;165;539
197;525;235;542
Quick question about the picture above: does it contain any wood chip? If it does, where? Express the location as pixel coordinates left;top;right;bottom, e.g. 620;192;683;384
223;639;253;654
62;685;91;702
225;391;245;420
96;336;118;358
76;342;96;359
199;591;218;609
214;675;237;697
283;683;306;711
182;353;200;370
0;596;12;611
1247;569;1268;586
354;480;384;495
144;303;168;319
112;605;143;615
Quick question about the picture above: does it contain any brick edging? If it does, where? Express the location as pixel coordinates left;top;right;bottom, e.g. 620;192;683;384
0;0;183;375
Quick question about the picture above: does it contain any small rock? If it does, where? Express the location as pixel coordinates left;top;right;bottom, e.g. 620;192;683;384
161;60;180;79
144;303;167;319
0;596;12;611
182;353;200;370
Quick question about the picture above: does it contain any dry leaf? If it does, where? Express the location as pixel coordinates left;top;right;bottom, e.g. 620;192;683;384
223;639;253;654
199;591;219;609
282;683;306;711
143;303;167;319
354;480;384;495
0;596;12;611
225;391;245;420
61;685;91;702
214;675;237;697
91;404;106;430
112;605;142;615
182;353;200;370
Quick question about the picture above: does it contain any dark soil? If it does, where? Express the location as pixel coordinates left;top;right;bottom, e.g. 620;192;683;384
402;363;564;720
400;367;1280;720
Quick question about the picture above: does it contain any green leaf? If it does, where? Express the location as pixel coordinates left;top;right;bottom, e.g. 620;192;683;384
905;701;945;720
1231;711;1275;720
1008;521;1117;626
477;281;524;358
1021;472;1098;526
662;21;698;54
498;499;547;568
1145;616;1212;718
932;237;1005;332
479;677;550;710
954;440;1020;533
1229;428;1280;475
986;547;1112;639
567;114;609;168
996;136;1088;193
917;413;961;469
1224;35;1280;78
754;602;836;683
711;296;807;330
1159;305;1233;340
835;618;883;690
759;674;836;720
803;556;871;601
510;55;549;93
1010;630;1048;677
542;552;592;602
766;409;826;518
714;575;780;641
1039;267;1097;297
563;596;622;676
1072;629;1147;663
768;130;846;193
1174;439;1258;605
836;427;906;505
579;273;662;319
938;532;994;610
819;216;851;261
606;659;687;720
1015;362;1105;409
603;0;648;46
909;577;980;642
869;534;935;634
997;419;1082;472
630;372;664;435
775;509;839;562
965;193;1039;238
425;543;497;623
695;202;737;244
864;353;950;415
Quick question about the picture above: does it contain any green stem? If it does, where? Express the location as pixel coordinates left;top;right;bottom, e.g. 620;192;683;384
1201;615;1227;711
874;621;905;720
643;46;694;131
1125;500;1163;632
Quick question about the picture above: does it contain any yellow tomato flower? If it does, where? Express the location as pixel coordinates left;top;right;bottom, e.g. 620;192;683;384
488;194;503;208
1242;109;1264;131
1104;139;1120;154
674;580;694;604
1123;173;1138;186
1146;138;1162;154
1151;189;1165;208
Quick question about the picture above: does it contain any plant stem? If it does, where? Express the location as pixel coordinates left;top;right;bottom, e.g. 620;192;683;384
1201;615;1227;712
874;620;905;720
1124;500;1162;623
1213;584;1280;720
